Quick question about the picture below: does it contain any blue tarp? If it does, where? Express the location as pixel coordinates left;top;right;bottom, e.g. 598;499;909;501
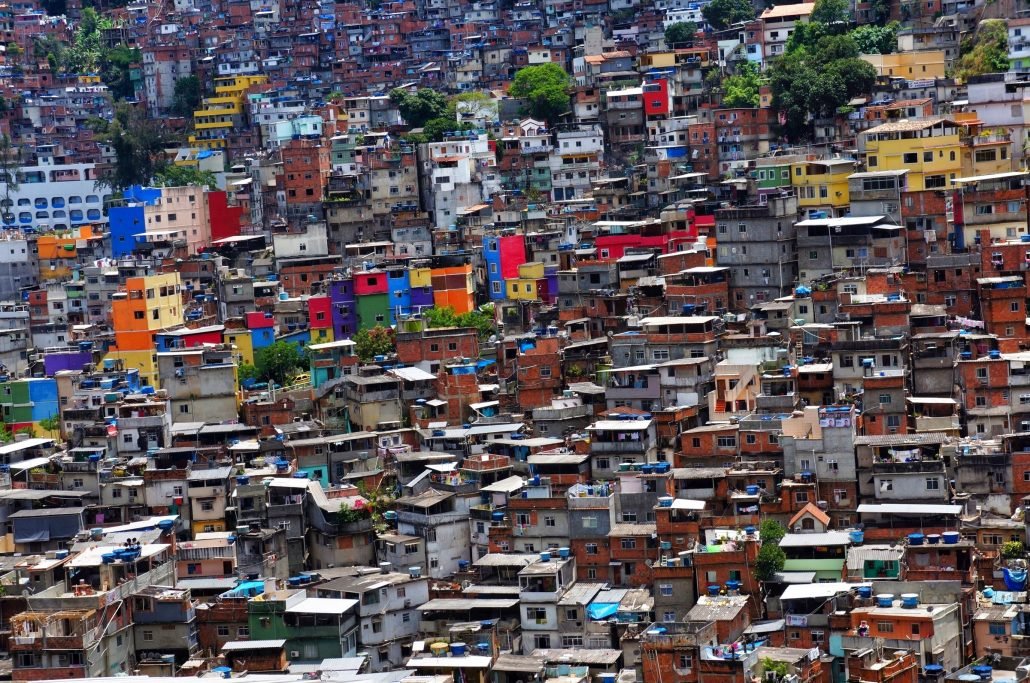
476;359;496;369
587;603;619;620
1004;567;1027;590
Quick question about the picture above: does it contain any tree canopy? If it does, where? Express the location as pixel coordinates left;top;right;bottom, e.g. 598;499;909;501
701;0;755;31
721;61;762;108
91;103;178;190
754;543;787;582
509;63;571;124
423;305;496;340
769;20;876;141
171;75;202;118
850;22;900;55
955;19;1009;83
255;341;306;387
759;519;786;544
154;165;217;189
391;88;449;128
664;22;697;48
354;325;396;362
810;0;850;28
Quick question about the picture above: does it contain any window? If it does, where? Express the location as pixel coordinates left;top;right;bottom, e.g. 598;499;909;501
659;584;673;596
142;630;154;642
586;543;598;554
217;625;230;636
620;538;637;550
842;355;854;368
923;151;933;162
527;607;547;624
877;622;893;633
717;436;736;448
561;635;584;647
1013;302;1021;312
989;623;1006;636
544;515;556;527
566;608;579;621
903;153;918;163
878;394;892;404
925;477;940;490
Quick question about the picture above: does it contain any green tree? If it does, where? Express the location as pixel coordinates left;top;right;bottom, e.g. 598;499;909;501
424;305;496;340
811;0;850;27
721;60;762;107
255;340;305;387
406;117;477;144
701;0;755;31
66;7;112;74
850;22;899;55
509;63;571;124
353;325;395;362
91;103;177;190
102;45;140;101
769;44;875;140
390;88;449;128
237;363;260;384
171;75;201;118
1003;541;1025;559
6;43;23;70
754;543;786;582
664;22;698;47
0;134;20;224
38;414;60;439
759;519;786;544
955;19;1009;82
154;165;217;189
451;91;497;123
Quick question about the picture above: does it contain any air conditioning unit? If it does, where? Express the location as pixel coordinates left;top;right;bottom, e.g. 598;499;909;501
290;650;301;659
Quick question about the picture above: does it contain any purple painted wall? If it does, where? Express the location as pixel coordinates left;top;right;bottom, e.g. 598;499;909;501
44;351;93;376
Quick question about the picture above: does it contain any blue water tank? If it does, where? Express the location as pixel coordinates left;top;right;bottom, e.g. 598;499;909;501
876;594;895;607
707;584;720;596
746;485;760;495
450;642;466;657
943;531;961;544
901;593;919;608
558;547;571;559
849;530;865;544
908;533;925;546
857;586;873;599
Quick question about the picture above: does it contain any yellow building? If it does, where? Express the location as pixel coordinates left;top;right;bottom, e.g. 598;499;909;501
309;327;334;344
951;112;1016;177
223;328;255;367
638;52;677;70
106;272;184;386
506;262;545;301
862;117;963;192
790;158;856;216
861;51;946;80
189;75;268;150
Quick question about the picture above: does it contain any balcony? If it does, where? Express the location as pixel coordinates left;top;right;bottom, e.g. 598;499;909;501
913;415;959;432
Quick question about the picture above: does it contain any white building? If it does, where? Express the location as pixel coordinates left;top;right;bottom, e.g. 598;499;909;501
0;150;112;233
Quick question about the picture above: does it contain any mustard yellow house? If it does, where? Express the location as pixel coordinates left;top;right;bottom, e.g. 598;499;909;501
790;157;857;217
189;75;268;150
862;117;963;191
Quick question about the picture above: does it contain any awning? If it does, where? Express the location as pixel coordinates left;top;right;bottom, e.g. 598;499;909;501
426;399;447;407
587;603;619;620
9;456;53;472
